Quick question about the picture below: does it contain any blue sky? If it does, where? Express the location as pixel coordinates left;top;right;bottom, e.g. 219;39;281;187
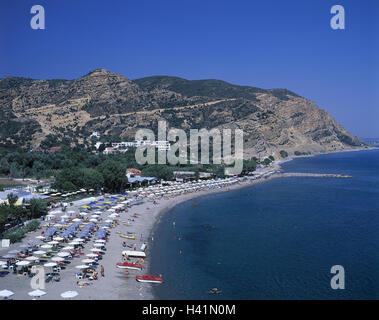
0;0;378;137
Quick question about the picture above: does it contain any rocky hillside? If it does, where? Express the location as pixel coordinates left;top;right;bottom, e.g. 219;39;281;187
0;69;365;159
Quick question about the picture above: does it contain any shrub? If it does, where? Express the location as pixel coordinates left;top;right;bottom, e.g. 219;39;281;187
25;220;40;232
3;229;24;243
3;219;40;243
279;150;288;158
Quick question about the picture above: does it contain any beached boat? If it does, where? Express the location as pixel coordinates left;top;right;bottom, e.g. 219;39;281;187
116;262;142;270
122;250;146;258
120;234;136;240
136;275;164;283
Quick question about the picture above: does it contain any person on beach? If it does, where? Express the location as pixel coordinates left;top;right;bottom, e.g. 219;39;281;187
100;265;104;277
77;280;91;286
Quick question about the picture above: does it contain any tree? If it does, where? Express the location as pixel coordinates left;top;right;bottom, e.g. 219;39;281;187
97;160;127;193
79;168;104;191
27;198;47;219
141;165;173;180
263;158;272;165
242;159;257;173
279;150;288;158
7;193;18;207
98;143;106;153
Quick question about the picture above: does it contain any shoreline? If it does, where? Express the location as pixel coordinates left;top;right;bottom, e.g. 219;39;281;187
144;147;376;299
0;147;375;300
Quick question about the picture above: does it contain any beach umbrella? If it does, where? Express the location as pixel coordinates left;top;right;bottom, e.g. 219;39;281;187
57;252;70;257
60;291;78;299
94;239;106;243
72;218;81;222
53;237;64;241
48;241;59;245
28;289;46;299
62;246;74;250
33;250;46;255
51;257;65;262
0;290;14;299
90;248;104;252
44;262;57;267
86;253;98;258
73;238;85;242
79;212;88;216
75;265;89;269
25;256;39;261
16;260;31;266
40;244;52;249
67;210;76;214
36;236;46;240
89;219;97;222
81;259;95;264
93;243;103;247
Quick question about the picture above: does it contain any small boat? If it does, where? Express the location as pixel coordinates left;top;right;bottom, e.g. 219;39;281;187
136;275;164;283
120;234;135;240
116;262;142;270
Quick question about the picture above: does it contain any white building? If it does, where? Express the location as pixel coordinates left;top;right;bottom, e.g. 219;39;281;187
90;131;101;139
112;140;170;151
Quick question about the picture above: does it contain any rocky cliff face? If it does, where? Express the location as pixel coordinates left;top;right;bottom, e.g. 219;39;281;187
0;69;365;158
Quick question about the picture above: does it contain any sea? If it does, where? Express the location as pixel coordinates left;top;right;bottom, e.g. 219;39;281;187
149;149;379;299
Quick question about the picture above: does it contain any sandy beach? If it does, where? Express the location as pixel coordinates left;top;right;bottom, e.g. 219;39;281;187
0;174;269;300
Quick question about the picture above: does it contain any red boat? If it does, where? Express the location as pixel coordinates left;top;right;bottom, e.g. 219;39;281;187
116;262;142;270
136;275;164;283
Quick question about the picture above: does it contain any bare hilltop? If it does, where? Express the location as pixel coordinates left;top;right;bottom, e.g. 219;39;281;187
0;68;365;158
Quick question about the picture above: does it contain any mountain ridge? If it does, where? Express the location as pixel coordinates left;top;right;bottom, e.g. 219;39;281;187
0;68;365;159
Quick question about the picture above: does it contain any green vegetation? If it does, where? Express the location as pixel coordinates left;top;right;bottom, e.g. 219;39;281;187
141;164;173;180
2;219;41;243
242;159;257;174
294;151;311;156
0;193;47;236
262;156;274;165
0;146;259;194
279;150;288;158
134;76;300;101
52;167;104;192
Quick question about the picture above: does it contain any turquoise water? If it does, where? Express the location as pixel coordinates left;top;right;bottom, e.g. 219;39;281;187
150;149;379;299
